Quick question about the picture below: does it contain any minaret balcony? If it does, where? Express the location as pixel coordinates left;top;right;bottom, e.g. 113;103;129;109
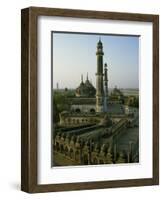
96;51;104;56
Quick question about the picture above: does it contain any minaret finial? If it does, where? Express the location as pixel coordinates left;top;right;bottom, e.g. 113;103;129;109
87;72;88;80
81;74;83;83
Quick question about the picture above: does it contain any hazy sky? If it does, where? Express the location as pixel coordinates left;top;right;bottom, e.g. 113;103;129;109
52;32;139;89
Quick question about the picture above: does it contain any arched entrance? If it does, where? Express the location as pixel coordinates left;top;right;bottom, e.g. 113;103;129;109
55;142;60;151
64;146;69;156
69;148;74;159
75;108;81;113
83;154;88;164
60;144;64;153
93;157;98;164
75;150;80;161
99;160;104;164
90;108;95;113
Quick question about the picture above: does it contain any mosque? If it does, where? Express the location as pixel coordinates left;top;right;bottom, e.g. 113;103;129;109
53;39;139;166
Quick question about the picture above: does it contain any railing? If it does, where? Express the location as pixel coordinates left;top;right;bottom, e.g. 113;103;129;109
62;124;102;136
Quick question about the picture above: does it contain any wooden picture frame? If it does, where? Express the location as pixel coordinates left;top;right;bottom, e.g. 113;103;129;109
21;7;159;193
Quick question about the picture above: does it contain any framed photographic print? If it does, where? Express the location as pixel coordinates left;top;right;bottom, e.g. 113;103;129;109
21;7;159;193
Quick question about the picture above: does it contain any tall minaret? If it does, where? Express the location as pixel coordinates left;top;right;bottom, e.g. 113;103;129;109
104;63;109;112
96;38;104;112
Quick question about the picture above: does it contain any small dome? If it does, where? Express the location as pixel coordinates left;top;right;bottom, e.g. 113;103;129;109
112;86;123;96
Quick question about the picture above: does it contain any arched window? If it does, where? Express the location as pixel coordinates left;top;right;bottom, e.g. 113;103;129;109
55;142;60;151
83;154;88;164
75;108;81;113
65;146;69;156
90;108;95;113
99;160;104;164
60;144;64;153
93;157;98;164
75;151;80;161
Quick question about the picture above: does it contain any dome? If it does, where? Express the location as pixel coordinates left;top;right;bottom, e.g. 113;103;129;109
113;87;119;93
75;74;96;97
112;86;123;96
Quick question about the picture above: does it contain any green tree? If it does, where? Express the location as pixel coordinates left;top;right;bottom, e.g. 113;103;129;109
53;97;59;123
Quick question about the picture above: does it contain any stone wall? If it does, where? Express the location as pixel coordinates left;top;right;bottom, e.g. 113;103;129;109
54;133;113;165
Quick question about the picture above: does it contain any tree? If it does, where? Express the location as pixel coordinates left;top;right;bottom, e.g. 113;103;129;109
53;97;59;123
